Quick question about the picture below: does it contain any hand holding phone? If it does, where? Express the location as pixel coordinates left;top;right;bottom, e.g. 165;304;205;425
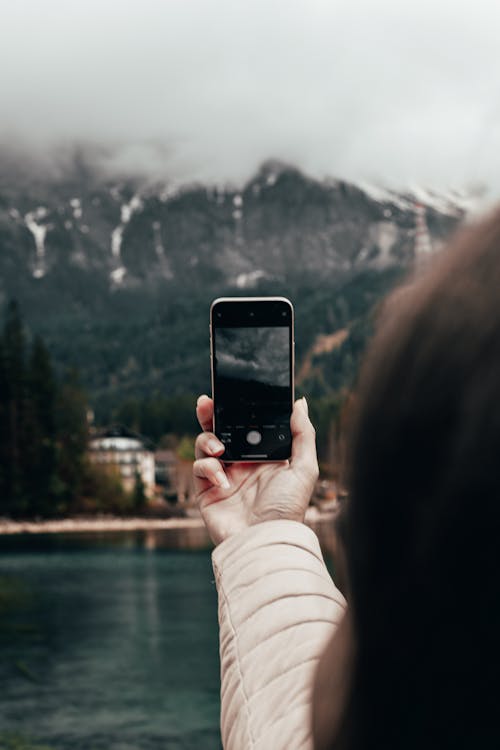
193;395;319;545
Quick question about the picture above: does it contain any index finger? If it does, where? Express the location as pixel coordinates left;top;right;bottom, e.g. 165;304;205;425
196;394;214;432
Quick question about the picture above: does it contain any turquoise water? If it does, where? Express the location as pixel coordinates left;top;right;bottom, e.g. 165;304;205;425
0;532;221;750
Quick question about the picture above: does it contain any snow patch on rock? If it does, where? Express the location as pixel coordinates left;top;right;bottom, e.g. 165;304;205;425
25;209;49;279
152;221;173;279
70;198;82;220
373;221;398;266
235;269;266;289
110;266;127;284
159;184;180;203
111;193;143;261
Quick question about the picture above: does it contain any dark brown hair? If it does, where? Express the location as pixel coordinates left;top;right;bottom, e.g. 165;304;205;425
342;208;500;749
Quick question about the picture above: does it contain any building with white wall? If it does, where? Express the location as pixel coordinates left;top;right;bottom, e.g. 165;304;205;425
89;426;155;499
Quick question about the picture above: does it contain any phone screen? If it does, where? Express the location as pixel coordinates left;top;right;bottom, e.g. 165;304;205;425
211;298;293;461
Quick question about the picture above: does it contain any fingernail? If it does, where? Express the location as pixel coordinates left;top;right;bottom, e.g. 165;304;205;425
197;394;209;406
208;439;224;454
302;397;308;415
215;472;230;489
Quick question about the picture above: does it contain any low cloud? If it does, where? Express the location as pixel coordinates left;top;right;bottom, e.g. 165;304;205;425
2;0;500;195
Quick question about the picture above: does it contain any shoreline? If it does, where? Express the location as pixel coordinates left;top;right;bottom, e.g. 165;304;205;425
0;516;207;535
0;506;336;536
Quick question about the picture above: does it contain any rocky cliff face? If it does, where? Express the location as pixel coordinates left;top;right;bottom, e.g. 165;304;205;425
0;154;468;412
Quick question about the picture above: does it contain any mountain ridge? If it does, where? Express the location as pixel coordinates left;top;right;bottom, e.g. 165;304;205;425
0;156;467;416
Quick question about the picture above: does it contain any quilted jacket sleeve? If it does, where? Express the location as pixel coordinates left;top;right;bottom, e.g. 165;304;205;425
212;520;346;750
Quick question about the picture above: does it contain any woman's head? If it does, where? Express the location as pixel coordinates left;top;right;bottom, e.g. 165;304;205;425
325;208;500;749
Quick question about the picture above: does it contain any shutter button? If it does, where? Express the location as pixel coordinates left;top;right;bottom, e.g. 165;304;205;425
246;430;262;445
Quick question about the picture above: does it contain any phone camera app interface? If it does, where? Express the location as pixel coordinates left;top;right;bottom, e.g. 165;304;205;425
214;326;292;460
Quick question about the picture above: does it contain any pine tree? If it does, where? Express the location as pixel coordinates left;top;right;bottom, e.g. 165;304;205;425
132;470;147;513
2;301;27;516
0;302;95;519
54;369;89;513
0;338;8;511
25;336;58;516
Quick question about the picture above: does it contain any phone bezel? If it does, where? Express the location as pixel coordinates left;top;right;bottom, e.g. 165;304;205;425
210;296;295;462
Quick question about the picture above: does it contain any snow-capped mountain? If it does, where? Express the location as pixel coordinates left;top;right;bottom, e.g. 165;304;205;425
0;158;465;293
0;155;469;410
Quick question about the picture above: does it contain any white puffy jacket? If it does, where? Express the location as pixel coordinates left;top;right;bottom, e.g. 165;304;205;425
212;520;346;750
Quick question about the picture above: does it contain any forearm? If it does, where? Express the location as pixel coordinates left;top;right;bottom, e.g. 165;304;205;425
212;520;346;750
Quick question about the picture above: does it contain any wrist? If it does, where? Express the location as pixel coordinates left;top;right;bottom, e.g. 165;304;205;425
251;508;306;526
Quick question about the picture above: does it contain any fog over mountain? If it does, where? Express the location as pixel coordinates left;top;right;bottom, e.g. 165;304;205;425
2;0;500;197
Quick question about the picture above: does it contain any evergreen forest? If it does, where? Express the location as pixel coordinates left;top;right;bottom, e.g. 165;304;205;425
0;301;149;518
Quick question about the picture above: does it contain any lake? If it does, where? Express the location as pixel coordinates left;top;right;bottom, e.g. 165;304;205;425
0;521;338;750
0;530;221;750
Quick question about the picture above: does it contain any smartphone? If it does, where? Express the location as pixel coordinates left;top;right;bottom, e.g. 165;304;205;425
210;296;294;461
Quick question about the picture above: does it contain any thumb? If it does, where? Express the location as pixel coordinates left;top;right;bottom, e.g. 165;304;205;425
290;397;319;481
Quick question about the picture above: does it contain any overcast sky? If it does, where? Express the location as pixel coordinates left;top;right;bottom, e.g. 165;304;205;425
2;0;500;195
